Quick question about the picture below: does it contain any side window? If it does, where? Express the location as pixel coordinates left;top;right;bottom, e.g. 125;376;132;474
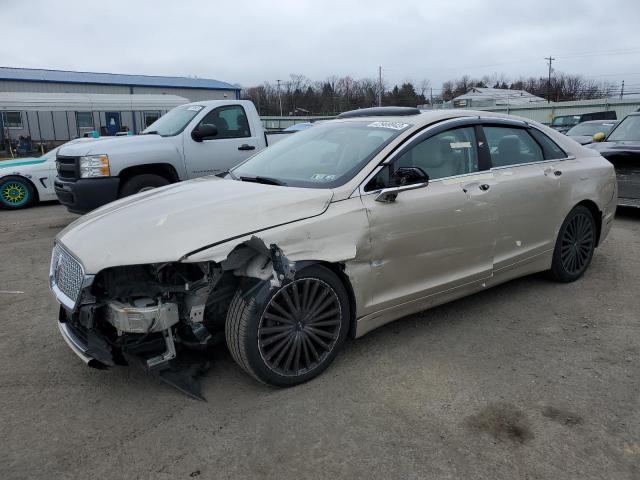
197;105;251;140
395;127;479;181
528;129;567;159
483;126;544;167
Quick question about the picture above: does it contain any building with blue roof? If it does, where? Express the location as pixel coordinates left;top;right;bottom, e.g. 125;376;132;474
0;67;240;101
0;67;241;150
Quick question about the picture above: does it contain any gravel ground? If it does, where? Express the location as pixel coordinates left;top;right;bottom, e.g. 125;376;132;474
1;203;639;480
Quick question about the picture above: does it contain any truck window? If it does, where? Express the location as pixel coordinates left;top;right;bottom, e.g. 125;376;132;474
197;105;251;140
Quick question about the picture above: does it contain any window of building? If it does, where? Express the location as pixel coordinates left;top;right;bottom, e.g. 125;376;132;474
76;111;94;129
143;111;161;129
2;111;23;128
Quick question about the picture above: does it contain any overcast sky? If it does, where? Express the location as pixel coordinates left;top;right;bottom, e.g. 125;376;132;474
3;0;640;92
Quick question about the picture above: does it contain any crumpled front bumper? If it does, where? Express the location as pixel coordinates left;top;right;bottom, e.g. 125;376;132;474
57;306;116;369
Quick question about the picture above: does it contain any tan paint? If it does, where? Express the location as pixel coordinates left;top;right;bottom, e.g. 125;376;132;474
55;109;618;339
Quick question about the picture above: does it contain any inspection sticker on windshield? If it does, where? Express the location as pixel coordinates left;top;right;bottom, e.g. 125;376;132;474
187;105;204;111
450;141;471;149
367;121;410;130
311;173;337;181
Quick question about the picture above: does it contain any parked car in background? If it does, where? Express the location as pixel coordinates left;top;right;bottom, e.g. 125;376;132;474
50;107;616;397
0;138;93;209
565;120;618;145
587;112;640;207
54;100;292;214
551;111;617;133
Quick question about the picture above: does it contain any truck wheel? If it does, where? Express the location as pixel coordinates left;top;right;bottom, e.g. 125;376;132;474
119;174;170;198
0;176;35;209
225;265;350;387
549;205;596;282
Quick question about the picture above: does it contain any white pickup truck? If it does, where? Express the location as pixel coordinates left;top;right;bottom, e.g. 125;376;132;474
54;100;289;213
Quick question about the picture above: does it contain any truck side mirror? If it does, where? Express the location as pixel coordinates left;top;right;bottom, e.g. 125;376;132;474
192;124;218;142
592;132;606;143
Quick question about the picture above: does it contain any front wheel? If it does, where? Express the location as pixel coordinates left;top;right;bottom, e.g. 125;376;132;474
225;265;350;386
550;205;596;282
119;174;170;198
0;176;35;209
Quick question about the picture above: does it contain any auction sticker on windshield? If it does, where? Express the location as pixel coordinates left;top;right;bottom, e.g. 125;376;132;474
367;121;410;130
187;105;204;111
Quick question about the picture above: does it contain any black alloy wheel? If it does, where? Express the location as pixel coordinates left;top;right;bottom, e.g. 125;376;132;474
550;205;596;282
258;278;342;377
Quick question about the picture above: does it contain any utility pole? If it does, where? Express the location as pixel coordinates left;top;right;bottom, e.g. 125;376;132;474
377;66;382;107
430;87;433;108
620;80;625;99
544;55;555;103
276;79;283;116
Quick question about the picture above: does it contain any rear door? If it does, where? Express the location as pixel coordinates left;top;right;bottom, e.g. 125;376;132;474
481;123;566;270
183;104;260;178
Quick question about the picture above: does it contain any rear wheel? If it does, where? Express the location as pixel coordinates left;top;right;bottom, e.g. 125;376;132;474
0;176;35;209
225;265;350;386
550;205;596;282
119;174;170;198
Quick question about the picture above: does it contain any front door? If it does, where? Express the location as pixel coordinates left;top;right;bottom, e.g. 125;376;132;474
105;112;121;136
360;125;498;313
184;104;260;178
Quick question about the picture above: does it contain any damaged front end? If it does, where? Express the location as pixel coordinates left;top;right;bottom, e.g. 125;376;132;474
51;240;295;399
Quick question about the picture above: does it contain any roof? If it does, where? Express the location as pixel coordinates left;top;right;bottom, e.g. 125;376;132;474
0;92;189;111
0;67;239;91
453;87;545;105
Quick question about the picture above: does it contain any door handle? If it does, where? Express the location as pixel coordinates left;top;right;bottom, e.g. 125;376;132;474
554;170;562;176
544;168;562;177
479;183;490;191
238;144;256;151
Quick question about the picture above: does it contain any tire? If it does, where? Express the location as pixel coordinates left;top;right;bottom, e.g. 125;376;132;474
550;205;596;282
225;265;350;387
119;174;170;198
0;175;35;209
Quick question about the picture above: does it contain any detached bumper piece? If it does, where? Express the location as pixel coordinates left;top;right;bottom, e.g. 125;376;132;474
57;305;211;400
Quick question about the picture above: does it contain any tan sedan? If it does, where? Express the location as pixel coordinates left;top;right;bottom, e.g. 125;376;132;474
50;107;617;396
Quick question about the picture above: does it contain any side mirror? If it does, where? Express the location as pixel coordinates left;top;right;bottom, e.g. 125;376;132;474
376;166;429;203
592;132;606;143
391;166;429;187
192;124;218;142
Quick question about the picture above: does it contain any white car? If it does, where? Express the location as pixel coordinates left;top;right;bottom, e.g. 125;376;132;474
0;138;93;209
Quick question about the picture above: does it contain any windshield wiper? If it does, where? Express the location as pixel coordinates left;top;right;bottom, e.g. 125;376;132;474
240;175;286;186
142;130;159;135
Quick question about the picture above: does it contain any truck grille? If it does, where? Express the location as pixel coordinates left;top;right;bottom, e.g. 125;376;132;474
56;156;78;180
50;244;84;310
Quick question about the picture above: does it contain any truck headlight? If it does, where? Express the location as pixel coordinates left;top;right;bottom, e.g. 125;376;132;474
79;155;110;178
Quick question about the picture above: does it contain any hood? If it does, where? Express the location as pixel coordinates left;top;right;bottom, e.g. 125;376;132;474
567;135;593;145
0;157;46;170
57;134;166;157
586;140;640;155
57;176;333;273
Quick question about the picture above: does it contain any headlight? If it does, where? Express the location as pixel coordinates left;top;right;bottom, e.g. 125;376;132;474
79;155;110;178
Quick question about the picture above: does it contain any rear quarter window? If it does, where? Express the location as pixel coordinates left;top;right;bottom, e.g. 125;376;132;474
528;129;567;160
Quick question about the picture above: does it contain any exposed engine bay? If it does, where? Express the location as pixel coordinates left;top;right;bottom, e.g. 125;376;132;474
59;239;296;400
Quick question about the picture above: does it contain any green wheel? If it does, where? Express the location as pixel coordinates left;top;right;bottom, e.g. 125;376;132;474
0;176;35;209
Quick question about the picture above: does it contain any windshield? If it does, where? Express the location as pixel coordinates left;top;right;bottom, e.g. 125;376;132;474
551;115;580;127
141;104;203;136
232;120;411;188
567;122;616;136
606;115;640;142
